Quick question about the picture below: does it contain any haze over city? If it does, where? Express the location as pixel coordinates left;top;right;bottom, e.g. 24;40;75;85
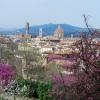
0;0;100;28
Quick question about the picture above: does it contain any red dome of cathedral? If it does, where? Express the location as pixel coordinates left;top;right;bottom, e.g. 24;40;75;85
54;25;64;38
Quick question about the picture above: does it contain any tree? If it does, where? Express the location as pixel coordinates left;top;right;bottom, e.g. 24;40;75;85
71;15;100;100
0;63;16;87
50;16;100;100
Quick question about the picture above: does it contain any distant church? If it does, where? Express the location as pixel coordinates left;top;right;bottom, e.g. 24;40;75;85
54;25;64;38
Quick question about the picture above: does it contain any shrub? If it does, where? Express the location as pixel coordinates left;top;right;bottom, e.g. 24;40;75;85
0;97;5;100
5;77;53;100
37;81;52;100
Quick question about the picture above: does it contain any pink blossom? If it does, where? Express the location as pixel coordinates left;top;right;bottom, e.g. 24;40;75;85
52;74;76;86
47;54;64;62
0;63;15;86
60;60;76;70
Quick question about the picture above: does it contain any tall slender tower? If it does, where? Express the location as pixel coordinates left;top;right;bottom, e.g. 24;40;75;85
71;34;73;39
39;28;43;37
26;22;29;34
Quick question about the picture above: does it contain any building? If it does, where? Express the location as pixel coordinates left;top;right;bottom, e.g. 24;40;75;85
17;43;34;52
16;22;32;41
40;45;53;53
54;25;64;38
16;34;31;39
39;28;43;38
26;22;30;35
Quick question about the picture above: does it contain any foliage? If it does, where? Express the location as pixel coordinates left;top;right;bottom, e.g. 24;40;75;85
72;33;100;100
60;60;76;70
47;54;63;63
0;97;5;100
0;63;16;87
37;81;52;100
50;32;100;99
5;77;53;100
26;65;46;81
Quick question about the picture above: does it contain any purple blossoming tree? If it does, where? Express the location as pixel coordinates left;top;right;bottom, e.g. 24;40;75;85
0;63;16;87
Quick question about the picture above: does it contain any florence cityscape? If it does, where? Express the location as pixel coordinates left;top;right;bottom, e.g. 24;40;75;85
0;0;100;100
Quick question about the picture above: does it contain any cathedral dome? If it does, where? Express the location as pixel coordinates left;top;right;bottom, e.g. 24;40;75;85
54;25;64;38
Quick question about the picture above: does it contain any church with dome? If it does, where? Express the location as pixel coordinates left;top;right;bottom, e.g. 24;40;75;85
54;25;64;38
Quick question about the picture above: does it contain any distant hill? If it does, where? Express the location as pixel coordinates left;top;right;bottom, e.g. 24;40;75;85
0;24;86;37
19;24;85;37
0;28;17;35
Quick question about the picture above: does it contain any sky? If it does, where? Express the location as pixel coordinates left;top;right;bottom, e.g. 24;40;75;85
0;0;100;28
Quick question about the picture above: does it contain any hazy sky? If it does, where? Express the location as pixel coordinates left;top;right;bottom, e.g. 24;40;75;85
0;0;100;28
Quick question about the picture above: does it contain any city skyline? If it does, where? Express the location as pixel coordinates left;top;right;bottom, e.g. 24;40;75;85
0;0;100;28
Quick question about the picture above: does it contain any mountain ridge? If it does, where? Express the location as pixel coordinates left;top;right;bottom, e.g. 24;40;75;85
0;23;86;36
19;23;84;37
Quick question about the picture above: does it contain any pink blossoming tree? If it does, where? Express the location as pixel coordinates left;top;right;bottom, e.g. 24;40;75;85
0;63;16;87
50;15;100;100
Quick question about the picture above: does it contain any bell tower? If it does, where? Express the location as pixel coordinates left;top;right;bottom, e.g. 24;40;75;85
39;28;43;37
26;22;29;34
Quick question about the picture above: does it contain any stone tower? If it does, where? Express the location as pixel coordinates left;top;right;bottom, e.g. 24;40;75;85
26;22;29;34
